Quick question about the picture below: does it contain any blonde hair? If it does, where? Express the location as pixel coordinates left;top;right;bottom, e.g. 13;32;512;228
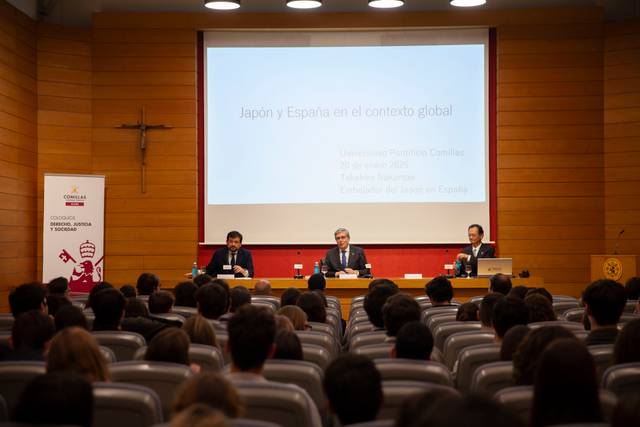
47;326;110;382
182;315;218;347
277;305;308;331
170;404;229;427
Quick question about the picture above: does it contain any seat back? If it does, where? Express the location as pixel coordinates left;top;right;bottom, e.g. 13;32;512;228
470;361;513;395
301;344;330;370
443;330;495;370
234;381;315;427
552;300;580;315
602;362;640;398
528;320;584;331
251;301;276;312
349;330;387;350
0;362;46;415
374;359;453;387
149;313;185;325
455;343;501;392
251;297;279;312
587;344;614;382
562;307;584;323
0;314;14;332
307;322;335;338
263;360;324;416
93;382;163;427
99;345;117;363
216;331;230;364
230;419;283;427
295;330;336;356
421;306;460;323
109;361;193;420
624;300;638;313
433;321;481;351
92;331;146;361
171;306;198;318
618;313;640;325
378;381;457;420
188;344;224;372
426;313;457;334
353;343;394;360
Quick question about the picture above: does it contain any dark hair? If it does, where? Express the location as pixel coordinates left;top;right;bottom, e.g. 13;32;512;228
196;284;228;320
119;284;137;298
425;276;454;304
583;279;627;326
273;330;303;361
364;283;399;328
145;327;191;365
493;297;529;338
281;287;301;307
525;294;556;323
226;230;243;242
54;305;88;331
308;273;326;291
12;310;55;351
148;290;174;314
395;321;433;360
124;298;149;318
324;354;383;425
13;373;93;427
383;293;421;337
512;325;576;385
490;274;513;295
531;339;601;427
499;324;529;361
47;277;69;295
507;285;528;300
525;287;553;302
175;281;198;307
9;283;46;318
367;278;398;291
193;273;213;287
456;302;479;321
613;318;640;364
297;292;327;323
46;294;71;317
230;286;251;313
227;305;275;371
91;288;126;330
395;391;459;427
625;276;640;300
468;224;484;236
173;372;242;418
136;272;160;295
479;293;504;328
85;282;113;310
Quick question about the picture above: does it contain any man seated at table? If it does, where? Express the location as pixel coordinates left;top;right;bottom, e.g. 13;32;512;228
324;228;369;278
456;224;495;277
205;230;254;278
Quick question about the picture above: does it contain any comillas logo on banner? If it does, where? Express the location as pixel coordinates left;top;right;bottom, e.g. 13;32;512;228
43;174;105;293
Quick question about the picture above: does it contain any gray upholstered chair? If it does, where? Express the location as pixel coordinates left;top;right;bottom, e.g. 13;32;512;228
0;361;46;414
469;361;513;395
433;321;482;351
264;360;324;416
92;331;146;361
455;342;501;391
374;358;453;387
353;343;394;360
377;381;457;420
443;330;495;370
602;362;640;398
93;382;163;427
302;344;330;370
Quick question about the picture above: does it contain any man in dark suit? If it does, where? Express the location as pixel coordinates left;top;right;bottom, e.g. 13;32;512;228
205;230;254;278
324;228;369;278
456;224;494;277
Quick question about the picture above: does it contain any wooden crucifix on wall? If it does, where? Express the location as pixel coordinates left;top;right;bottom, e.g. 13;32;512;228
116;106;172;193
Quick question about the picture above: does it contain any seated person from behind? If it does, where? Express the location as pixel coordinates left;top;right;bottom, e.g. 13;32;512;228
324;228;369;277
490;273;513;295
425;276;454;306
391;321;434;360
253;279;272;296
205;230;254;278
456;224;494;277
382;293;421;341
583;279;627;346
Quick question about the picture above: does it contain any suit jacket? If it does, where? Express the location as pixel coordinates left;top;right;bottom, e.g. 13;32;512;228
324;245;369;278
460;243;495;276
205;247;254;278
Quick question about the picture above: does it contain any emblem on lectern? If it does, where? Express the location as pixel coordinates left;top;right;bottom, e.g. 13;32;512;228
603;258;623;281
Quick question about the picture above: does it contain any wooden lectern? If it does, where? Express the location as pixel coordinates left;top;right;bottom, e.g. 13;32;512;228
590;255;637;282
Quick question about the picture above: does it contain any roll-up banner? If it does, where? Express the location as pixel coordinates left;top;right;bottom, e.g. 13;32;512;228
43;174;105;292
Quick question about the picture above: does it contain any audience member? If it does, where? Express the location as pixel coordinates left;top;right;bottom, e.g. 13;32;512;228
175;281;198;307
367;278;398;291
169;404;228;427
324;354;383;426
84;282;112;309
613;318;640;364
277;305;308;330
479;292;503;329
525;287;553;302
273;330;303;361
456;302;479;321
47;326;110;382
382;293;421;338
392;321;433;360
253;279;272;295
196;283;229;320
229;286;251;313
2;310;55;361
183;314;218;347
9;282;47;318
280;287;301;307
489;273;512;295
499;324;529;361
624;276;640;301
364;282;399;330
274;314;294;332
395;391;458;427
54;304;88;331
46;293;71;316
425;276;454;306
297;291;327;323
583;279;627;345
46;277;69;295
173;373;242;418
525;293;556;323
119;284;137;298
124;297;149;318
308;273;326;292
492;297;529;341
507;285;528;300
146;327;200;373
136;272;160;295
193;273;213;287
149;290;175;314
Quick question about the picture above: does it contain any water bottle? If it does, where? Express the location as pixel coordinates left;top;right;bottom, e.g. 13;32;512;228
455;260;462;277
191;262;199;278
313;261;320;275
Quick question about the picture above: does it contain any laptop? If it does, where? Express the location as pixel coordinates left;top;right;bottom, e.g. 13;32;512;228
477;258;513;277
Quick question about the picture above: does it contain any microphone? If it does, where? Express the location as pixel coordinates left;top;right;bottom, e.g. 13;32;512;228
614;229;625;255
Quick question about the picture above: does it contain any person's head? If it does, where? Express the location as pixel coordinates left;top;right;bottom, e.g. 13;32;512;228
124;298;149;318
493;297;529;339
13;373;93;427
456;302;479;321
175;281;198;307
9;282;47;318
324;354;382;425
364;283;399;328
490;274;513;295
226;230;243;253
170;404;228;427
277;305;308;330
46;294;71;317
625;276;640;300
297;291;326;323
307;274;326;292
182;314;217;346
367;278;398;291
274;314;294;332
613;318;640;364
393;321;433;360
47;326;110;382
173;373;242;418
512;325;577;385
136;272;160;295
229;286;251;313
479;292;504;328
227;305;275;372
499;324;529;361
119;284;137;298
507;285;528;300
47;277;69;295
280;287;301;307
196;284;228;320
193;273;213;287
525;294;556;323
334;227;351;251
253;279;272;296
583;279;627;328
91;288;126;330
85;282;113;309
145;327;191;366
425;276;454;305
11;310;55;353
54;305;88;331
395;391;459;427
383;293;421;337
531;339;601;427
148;290;174;314
273;330;303;361
467;224;484;245
525;287;553;303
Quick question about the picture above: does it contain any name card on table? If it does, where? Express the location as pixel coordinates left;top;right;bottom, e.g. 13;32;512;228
217;274;235;280
294;264;303;270
339;274;358;279
404;273;423;279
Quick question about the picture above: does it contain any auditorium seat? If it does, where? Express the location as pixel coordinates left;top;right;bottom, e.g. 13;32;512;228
552;295;580;302
425;313;457;334
587;344;614;381
348;421;394;427
109;361;193;420
602;362;640;398
433;321;482;351
351;295;365;305
171;306;197;318
552;300;580;315
443;330;495;370
216;331;230;364
618;313;640;325
149;313;186;325
99;345;117;363
345;322;375;341
263;359;325;417
0;315;13;332
307;321;335;338
325;311;343;340
353;343;393;360
0;394;7;422
251;301;276;312
348;311;368;325
562;308;584;323
349;330;387;350
230;419;283;427
301;344;330;370
624;300;638;313
469;361;513;395
527;320;584;331
251;296;281;311
374;359;453;387
421;306;460;323
455;343;501;392
93;382;163;427
133;344;224;372
92;331;146;361
295;330;337;356
325;296;341;311
0;362;46;416
468;296;484;306
0;332;9;348
377;381;458;420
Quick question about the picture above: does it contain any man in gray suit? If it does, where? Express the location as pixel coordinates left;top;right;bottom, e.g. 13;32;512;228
324;228;370;278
